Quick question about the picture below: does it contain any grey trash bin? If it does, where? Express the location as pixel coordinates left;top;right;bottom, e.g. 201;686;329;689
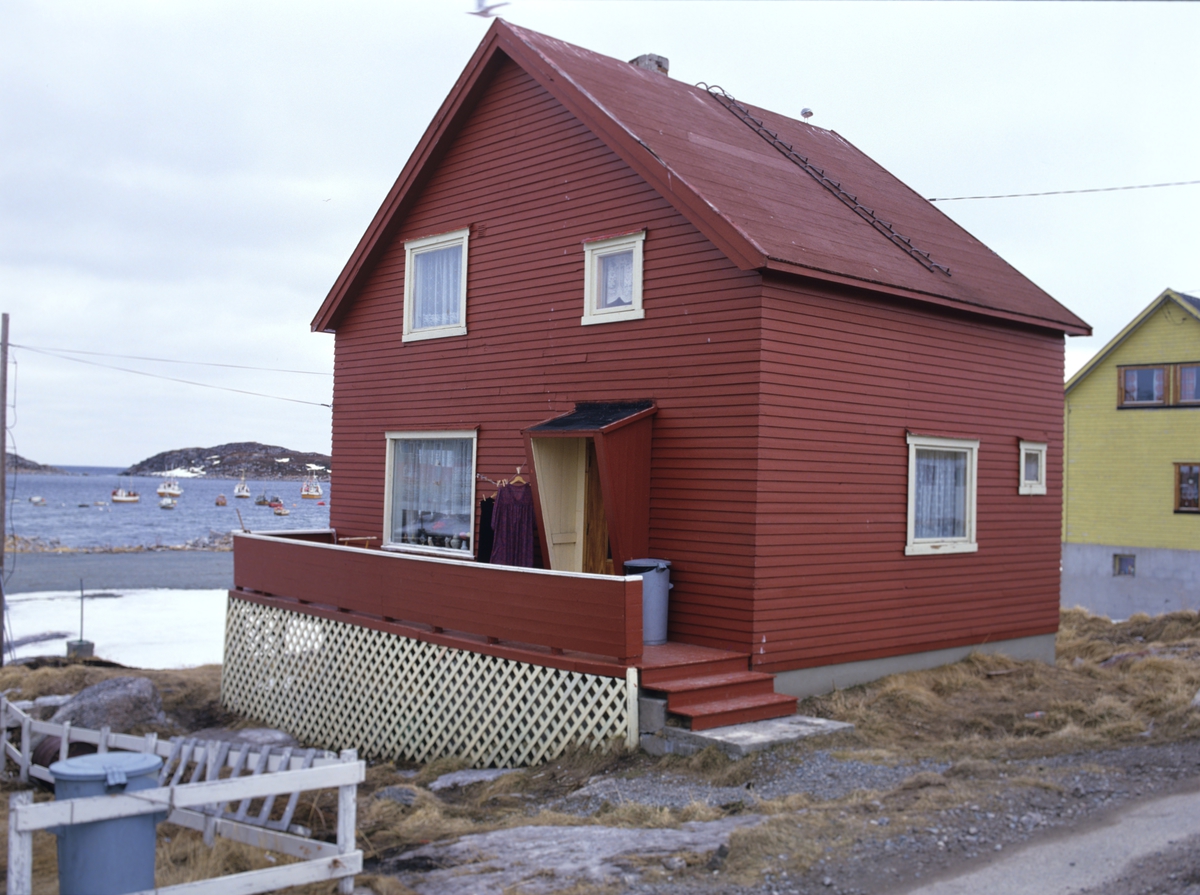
624;558;672;646
50;751;165;895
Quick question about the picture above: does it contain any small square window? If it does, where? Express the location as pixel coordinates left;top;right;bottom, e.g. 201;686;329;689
906;434;979;556
1113;554;1136;577
403;229;469;342
1176;463;1200;512
382;430;477;556
582;231;645;325
1018;441;1047;495
1119;366;1164;406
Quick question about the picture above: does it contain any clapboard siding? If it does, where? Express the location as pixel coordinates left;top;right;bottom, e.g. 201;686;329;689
330;59;763;650
750;277;1064;671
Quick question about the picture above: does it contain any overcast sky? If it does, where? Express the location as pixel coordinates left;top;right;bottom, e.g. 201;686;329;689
2;1;1197;467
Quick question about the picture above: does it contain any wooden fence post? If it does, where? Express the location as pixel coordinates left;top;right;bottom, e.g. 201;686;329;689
7;791;33;895
625;667;639;750
337;749;358;895
18;715;30;783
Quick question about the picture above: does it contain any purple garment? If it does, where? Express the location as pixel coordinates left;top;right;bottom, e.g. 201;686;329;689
490;482;535;568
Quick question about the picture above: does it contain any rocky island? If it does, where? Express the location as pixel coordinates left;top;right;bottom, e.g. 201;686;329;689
4;453;67;474
119;442;331;481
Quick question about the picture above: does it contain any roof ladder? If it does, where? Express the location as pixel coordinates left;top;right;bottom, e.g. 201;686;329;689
698;83;951;277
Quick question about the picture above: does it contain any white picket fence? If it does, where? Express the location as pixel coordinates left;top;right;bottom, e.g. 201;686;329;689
2;697;364;895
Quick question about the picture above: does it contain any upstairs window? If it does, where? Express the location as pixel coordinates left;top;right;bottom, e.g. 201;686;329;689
1019;441;1047;495
1179;366;1200;403
1177;463;1200;513
383;431;477;556
906;434;979;556
1120;366;1164;406
403;229;469;342
582;231;645;325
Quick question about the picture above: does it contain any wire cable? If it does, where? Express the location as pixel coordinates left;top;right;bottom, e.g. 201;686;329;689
929;179;1200;202
10;343;330;376
16;345;332;408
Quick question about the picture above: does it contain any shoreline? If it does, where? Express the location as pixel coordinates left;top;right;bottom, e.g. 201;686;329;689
3;550;234;593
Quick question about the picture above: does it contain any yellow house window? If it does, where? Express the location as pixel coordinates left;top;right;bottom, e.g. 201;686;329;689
1176;464;1200;513
1119;366;1164;406
1179;366;1200;403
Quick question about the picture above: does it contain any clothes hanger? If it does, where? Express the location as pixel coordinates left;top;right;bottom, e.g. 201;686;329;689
510;465;527;485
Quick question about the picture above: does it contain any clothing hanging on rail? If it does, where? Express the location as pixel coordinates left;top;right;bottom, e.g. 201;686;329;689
490;482;535;568
477;496;495;564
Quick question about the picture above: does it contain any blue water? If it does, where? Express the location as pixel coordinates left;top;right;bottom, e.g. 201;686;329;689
7;472;331;549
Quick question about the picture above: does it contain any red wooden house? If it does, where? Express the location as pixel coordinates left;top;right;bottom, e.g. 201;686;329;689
224;21;1089;764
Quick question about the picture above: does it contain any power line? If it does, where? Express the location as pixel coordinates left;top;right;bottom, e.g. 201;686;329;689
929;179;1200;202
11;343;330;376
16;345;331;408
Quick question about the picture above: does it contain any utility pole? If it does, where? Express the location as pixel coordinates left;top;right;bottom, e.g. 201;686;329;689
1;313;9;666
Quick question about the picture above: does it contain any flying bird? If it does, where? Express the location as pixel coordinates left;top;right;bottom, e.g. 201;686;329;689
468;0;509;16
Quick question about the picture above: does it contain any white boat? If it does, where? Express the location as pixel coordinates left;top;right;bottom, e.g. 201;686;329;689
111;483;140;503
301;477;323;499
157;478;183;497
273;505;290;516
233;472;251;499
29;496;47;506
159;497;177;510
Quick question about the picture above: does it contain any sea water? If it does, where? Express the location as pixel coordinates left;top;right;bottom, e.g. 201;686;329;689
7;468;331;549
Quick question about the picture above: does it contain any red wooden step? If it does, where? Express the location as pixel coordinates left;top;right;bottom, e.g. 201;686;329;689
671;692;798;731
643;671;777;709
640;655;748;686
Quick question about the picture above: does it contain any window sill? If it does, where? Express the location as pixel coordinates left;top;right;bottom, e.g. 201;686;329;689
402;324;468;343
1173;509;1200;515
905;541;979;556
382;543;474;560
1018;484;1047;496
581;308;645;326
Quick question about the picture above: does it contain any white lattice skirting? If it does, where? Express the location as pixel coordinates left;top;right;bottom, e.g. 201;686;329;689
222;596;636;768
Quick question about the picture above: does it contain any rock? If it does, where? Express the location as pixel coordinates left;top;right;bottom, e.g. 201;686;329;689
706;843;730;870
375;786;418;806
49;676;165;732
663;856;687;872
428;768;520;791
1190;688;1200;709
823;876;834;887
187;727;298;748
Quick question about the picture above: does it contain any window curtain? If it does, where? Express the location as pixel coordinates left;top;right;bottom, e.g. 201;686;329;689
391;438;473;545
914;449;967;539
599;251;633;308
1124;368;1163;403
1183;367;1198;402
413;244;462;329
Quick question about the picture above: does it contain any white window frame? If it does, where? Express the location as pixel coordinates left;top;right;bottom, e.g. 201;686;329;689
1018;440;1047;495
906;433;979;556
581;230;645;326
382;429;477;558
402;228;469;342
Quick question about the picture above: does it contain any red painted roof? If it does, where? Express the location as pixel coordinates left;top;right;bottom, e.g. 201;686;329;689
313;20;1089;336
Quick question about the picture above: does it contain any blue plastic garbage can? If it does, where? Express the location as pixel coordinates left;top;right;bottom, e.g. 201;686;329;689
624;559;672;646
49;752;164;895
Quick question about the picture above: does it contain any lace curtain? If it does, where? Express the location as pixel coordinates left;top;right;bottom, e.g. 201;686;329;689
598;251;633;308
391;438;473;547
914;448;967;539
413;244;462;329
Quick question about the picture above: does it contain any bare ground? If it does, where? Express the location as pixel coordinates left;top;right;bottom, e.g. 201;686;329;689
6;609;1200;894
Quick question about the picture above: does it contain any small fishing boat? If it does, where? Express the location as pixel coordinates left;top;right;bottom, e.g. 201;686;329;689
156;478;183;497
111;487;139;504
28;496;46;506
233;473;251;499
215;494;228;506
273;505;290;516
267;495;284;508
254;491;269;506
159;497;177;510
300;477;323;499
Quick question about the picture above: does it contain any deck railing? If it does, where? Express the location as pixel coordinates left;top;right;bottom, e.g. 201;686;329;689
232;532;643;662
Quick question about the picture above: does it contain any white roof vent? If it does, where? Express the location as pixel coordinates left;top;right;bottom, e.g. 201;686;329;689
629;54;669;77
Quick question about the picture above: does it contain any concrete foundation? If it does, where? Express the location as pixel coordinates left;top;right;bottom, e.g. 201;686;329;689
1062;543;1200;620
772;634;1057;699
640;714;853;759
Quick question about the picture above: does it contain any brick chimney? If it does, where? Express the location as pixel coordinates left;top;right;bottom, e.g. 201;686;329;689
628;54;669;77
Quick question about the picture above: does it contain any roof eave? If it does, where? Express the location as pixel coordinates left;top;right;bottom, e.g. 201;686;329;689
762;258;1092;337
1065;289;1200;394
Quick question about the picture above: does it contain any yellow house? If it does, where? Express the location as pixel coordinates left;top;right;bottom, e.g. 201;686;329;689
1063;288;1200;617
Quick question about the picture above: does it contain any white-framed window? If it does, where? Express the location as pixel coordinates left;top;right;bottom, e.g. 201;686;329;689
403;228;469;342
382;430;477;557
1018;440;1047;495
582;230;645;325
906;434;979;556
